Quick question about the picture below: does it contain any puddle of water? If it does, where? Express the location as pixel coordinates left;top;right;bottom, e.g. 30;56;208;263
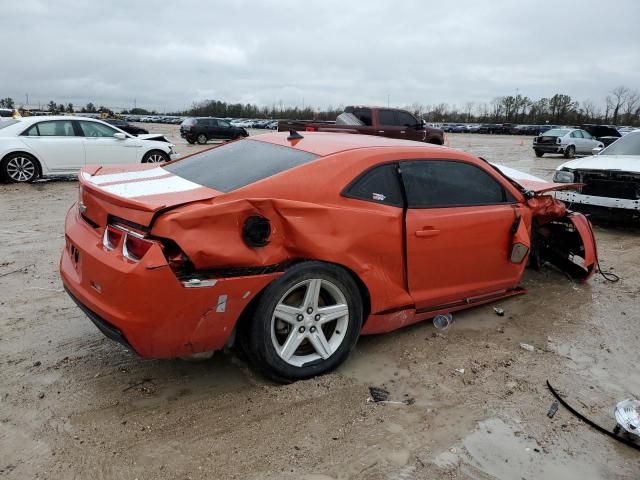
434;418;605;479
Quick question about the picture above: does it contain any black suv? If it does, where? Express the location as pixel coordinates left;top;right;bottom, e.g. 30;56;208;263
103;118;149;136
180;117;248;144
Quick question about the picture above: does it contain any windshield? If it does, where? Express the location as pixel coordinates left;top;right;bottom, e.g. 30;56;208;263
163;139;318;192
600;131;640;156
542;129;570;137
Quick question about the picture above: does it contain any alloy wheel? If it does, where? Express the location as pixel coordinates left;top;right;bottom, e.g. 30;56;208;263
6;156;36;182
270;278;349;367
146;153;166;163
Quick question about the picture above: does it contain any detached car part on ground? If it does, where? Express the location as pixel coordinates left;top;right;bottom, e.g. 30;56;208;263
533;128;604;158
0;116;176;183
60;132;597;382
553;131;640;221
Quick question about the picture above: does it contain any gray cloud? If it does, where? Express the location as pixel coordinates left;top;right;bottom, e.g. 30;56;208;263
2;0;639;112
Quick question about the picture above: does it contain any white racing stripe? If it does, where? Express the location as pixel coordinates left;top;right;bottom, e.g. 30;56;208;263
99;175;202;198
85;167;169;185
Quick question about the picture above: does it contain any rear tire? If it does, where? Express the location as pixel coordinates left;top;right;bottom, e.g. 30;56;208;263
534;149;544;158
1;153;40;183
196;133;208;145
142;150;169;163
186;138;195;144
242;262;362;383
564;145;575;159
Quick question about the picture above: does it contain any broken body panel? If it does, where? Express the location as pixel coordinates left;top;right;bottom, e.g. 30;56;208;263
61;133;597;358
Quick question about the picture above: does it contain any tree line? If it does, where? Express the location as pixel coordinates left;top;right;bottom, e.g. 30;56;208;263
2;85;638;126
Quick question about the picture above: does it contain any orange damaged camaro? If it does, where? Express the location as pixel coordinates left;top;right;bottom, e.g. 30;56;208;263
60;132;597;381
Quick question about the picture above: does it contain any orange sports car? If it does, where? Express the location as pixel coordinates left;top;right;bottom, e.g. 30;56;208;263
60;132;596;382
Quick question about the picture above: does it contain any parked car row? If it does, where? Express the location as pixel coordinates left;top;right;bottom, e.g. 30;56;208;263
441;122;635;138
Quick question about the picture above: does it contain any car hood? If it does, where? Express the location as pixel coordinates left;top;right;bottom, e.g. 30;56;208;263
557;155;640;173
137;133;170;142
79;164;220;227
492;163;583;194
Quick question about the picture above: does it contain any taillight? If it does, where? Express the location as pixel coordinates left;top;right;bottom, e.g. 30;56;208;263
305;126;317;132
160;239;191;275
123;235;154;261
102;225;124;249
102;223;154;261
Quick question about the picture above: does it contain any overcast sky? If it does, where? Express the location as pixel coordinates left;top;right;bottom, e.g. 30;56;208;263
2;0;639;112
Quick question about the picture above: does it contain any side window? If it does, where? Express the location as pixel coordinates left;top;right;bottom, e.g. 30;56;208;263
401;160;513;208
218;120;230;128
79;121;118;137
378;109;396;126
32;121;76;136
343;163;404;207
206;119;217;127
396;111;417;127
571;130;583;138
353;108;372;126
581;130;592;139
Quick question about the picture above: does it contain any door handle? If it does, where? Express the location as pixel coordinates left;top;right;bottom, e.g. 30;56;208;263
377;130;385;133
415;228;440;238
400;130;406;134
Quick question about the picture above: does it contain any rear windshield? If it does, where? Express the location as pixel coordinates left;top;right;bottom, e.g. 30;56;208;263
0;110;13;117
181;118;197;126
164;139;318;192
600;131;640;156
0;120;19;129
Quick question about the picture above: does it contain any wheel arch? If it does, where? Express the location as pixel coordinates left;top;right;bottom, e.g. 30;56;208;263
231;258;372;348
1;150;44;177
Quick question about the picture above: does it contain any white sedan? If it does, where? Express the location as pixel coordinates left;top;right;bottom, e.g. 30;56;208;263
0;116;177;183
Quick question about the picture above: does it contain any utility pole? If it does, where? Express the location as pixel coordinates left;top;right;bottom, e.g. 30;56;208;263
387;94;390;108
26;93;29;106
134;98;136;110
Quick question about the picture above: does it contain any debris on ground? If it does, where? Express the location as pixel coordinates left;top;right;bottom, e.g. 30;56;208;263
547;401;559;418
368;386;389;402
455;368;465;374
493;307;505;316
366;386;414;405
520;343;535;352
432;313;454;331
614;399;640;437
0;263;35;278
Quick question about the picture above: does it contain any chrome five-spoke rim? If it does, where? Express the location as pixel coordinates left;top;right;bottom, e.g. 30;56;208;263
271;278;349;367
147;153;165;163
7;156;36;182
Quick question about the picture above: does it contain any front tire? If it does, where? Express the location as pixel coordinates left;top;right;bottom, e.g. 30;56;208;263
196;133;208;145
142;150;170;163
534;149;544;158
564;145;575;159
243;262;362;383
1;153;39;183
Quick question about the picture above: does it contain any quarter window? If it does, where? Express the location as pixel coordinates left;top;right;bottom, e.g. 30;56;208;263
79;121;118;137
401;160;513;208
343;164;403;207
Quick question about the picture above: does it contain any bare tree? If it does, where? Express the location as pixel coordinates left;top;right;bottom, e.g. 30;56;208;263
623;90;639;125
609;86;629;124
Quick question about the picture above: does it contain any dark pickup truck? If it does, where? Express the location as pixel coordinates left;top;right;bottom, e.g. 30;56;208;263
278;106;444;144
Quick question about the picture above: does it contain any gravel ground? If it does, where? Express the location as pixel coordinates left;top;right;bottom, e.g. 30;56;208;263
1;128;639;479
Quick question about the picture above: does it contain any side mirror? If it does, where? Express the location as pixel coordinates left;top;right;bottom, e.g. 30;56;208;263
113;132;127;140
591;146;603;155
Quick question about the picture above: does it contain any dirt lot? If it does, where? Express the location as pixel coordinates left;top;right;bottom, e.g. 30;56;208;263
1;129;639;479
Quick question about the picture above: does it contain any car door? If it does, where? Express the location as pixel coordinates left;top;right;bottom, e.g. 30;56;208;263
570;130;586;153
401;159;527;311
79;120;139;166
395;111;423;141
375;109;403;139
19;120;85;173
215;119;232;139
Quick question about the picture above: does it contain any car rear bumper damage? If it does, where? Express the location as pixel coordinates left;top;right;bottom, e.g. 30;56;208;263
60;205;278;358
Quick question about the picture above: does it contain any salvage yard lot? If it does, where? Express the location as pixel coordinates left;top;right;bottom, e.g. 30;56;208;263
1;131;639;479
